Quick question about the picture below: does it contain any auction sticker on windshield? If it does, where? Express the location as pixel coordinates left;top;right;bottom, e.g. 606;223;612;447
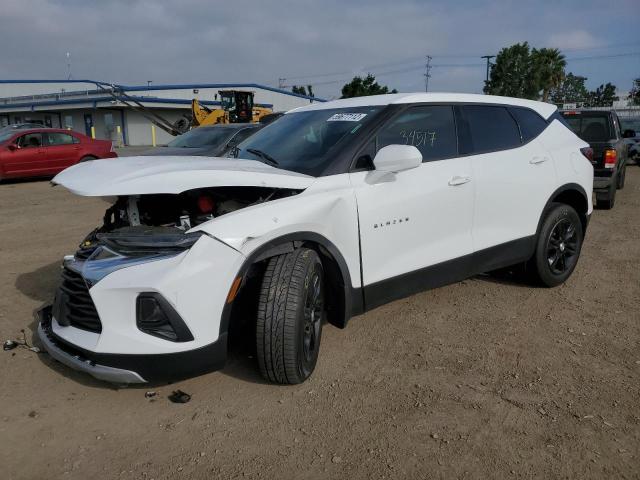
327;113;368;122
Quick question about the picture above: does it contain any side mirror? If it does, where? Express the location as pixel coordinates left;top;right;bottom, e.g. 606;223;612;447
623;129;636;138
7;143;18;151
373;145;422;173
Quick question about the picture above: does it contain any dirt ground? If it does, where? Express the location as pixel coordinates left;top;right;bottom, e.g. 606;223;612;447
1;165;639;480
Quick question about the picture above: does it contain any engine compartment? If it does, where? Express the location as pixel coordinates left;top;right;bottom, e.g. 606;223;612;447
76;186;302;258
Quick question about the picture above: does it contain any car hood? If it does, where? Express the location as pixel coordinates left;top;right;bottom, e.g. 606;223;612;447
52;156;314;196
139;146;217;156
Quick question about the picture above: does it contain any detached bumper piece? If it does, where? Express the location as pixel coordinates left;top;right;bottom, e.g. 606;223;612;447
37;305;228;384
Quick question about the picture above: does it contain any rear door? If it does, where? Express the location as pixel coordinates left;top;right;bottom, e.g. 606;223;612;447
43;131;81;170
350;104;475;307
458;105;556;262
2;132;49;177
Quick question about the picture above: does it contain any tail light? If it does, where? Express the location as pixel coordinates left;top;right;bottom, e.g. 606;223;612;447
604;149;616;169
580;147;593;161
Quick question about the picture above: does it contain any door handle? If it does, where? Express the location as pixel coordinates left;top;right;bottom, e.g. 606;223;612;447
530;156;548;164
448;176;471;186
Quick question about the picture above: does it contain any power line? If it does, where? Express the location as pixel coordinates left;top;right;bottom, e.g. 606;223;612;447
279;50;639;89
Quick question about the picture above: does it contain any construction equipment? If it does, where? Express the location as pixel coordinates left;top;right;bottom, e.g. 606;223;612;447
191;90;272;127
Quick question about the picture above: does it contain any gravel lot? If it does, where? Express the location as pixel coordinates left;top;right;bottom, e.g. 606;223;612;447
0;161;639;480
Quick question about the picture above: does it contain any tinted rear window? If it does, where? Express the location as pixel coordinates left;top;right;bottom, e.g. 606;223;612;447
561;113;612;142
459;105;521;154
510;107;547;142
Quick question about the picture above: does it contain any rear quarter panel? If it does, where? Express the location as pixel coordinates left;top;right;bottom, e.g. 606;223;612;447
537;120;593;214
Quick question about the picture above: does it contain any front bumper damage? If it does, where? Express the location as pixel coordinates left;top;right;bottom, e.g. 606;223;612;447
36;233;244;384
37;306;227;384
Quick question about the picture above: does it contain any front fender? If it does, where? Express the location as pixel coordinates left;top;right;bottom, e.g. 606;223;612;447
193;174;362;290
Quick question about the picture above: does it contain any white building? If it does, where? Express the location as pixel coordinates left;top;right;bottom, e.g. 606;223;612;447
0;80;323;145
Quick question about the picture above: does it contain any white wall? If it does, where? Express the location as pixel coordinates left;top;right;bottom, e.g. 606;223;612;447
136;86;319;113
124;109;188;146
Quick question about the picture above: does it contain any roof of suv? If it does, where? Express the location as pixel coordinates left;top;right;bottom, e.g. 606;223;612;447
290;92;557;119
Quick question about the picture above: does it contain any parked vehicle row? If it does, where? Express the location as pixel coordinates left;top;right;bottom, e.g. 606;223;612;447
37;93;594;386
560;110;635;209
620;117;640;163
0;128;116;181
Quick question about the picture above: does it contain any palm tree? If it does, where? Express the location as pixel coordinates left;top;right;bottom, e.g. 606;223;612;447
532;48;566;102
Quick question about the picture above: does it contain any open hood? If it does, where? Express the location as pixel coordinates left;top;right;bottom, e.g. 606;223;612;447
52;156;314;196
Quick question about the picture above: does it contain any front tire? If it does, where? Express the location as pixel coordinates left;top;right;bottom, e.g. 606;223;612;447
79;155;97;162
529;203;583;287
256;248;324;384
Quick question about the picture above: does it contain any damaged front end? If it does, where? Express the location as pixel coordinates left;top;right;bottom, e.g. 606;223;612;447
36;156;314;383
75;186;302;260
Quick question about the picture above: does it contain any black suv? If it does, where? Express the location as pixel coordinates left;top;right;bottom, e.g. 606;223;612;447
561;110;633;209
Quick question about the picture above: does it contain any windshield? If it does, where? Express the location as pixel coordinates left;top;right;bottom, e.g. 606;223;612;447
227;106;384;176
0;131;16;143
561;113;612;142
167;127;236;148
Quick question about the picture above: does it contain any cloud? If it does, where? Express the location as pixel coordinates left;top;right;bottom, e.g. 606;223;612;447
0;0;637;98
547;30;601;50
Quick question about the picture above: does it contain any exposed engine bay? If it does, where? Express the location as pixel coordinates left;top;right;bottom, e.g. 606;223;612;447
75;186;302;258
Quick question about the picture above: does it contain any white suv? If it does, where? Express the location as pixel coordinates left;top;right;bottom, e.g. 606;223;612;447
39;93;593;385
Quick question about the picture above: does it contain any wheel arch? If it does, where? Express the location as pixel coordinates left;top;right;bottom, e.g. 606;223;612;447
537;183;590;236
219;232;362;337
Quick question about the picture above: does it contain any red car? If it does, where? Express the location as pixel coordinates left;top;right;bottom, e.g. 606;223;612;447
0;128;117;181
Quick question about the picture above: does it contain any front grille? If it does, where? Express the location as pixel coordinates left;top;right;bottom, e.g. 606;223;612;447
56;267;102;333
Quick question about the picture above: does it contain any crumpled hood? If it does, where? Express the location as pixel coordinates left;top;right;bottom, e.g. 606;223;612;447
52;156;314;196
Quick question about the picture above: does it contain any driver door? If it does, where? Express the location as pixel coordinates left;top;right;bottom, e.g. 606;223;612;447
3;132;49;177
349;105;475;309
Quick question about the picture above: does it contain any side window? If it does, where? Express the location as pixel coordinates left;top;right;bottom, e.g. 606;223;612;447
509;107;547;142
459;105;521;154
17;133;43;148
46;132;77;146
375;105;457;162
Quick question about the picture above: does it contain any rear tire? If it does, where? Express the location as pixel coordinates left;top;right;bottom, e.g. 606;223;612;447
528;203;583;287
596;181;616;210
616;165;626;189
256;248;324;384
79;155;97;162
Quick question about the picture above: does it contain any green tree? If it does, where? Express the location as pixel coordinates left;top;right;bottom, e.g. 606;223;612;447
586;83;618;107
341;74;397;98
630;78;640;106
549;72;589;105
291;85;314;97
531;47;566;102
484;42;539;99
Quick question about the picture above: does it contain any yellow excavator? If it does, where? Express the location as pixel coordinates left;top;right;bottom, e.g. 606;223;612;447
191;90;272;127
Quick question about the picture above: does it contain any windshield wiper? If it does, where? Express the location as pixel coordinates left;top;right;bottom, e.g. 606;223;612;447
246;148;279;167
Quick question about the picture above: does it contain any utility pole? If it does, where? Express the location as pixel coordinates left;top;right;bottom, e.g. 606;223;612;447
66;52;72;80
481;55;495;91
424;55;432;92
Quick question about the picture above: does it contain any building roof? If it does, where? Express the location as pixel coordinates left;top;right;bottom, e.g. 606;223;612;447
0;79;324;111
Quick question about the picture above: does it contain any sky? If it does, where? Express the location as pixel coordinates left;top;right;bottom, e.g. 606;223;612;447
1;0;638;99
